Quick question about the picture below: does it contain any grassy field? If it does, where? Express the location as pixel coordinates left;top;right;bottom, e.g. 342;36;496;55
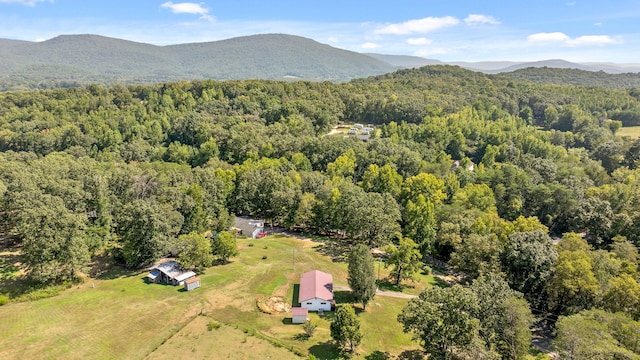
618;126;640;138
0;235;432;359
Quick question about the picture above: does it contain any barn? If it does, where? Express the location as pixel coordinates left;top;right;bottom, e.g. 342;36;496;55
299;270;333;312
147;260;196;286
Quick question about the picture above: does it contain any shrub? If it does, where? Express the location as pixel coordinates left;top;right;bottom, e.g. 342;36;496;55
303;321;317;338
248;243;254;247
262;255;268;260
422;265;432;275
0;295;9;306
207;320;221;331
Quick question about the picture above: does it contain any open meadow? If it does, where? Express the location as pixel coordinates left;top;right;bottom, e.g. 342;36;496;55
618;125;640;139
0;234;438;359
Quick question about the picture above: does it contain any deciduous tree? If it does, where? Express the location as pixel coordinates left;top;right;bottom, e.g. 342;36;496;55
330;305;362;352
383;235;421;285
211;231;238;263
398;285;479;360
176;232;214;271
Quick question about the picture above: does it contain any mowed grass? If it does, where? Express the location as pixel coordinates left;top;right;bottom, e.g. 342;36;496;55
618;125;640;138
147;316;300;360
0;235;424;359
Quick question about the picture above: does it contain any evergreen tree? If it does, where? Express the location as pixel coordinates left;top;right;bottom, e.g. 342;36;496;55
347;244;377;310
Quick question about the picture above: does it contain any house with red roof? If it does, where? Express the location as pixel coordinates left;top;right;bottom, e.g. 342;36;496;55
299;270;334;312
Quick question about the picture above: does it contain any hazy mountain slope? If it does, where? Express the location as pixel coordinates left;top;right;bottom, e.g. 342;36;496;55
498;67;640;89
365;54;640;74
0;34;395;90
169;34;394;80
365;53;445;68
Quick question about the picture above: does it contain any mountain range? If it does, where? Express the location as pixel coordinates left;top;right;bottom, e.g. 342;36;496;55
1;33;639;91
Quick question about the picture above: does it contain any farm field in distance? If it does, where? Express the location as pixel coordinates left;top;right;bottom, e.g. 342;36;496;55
618;125;640;138
0;235;437;359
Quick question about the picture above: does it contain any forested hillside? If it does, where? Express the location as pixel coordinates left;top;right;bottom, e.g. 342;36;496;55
2;65;640;358
0;34;394;91
501;66;640;89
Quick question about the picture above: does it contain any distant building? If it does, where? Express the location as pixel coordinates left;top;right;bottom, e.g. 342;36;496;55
299;270;334;312
147;260;196;286
291;307;309;324
233;217;264;239
451;160;475;172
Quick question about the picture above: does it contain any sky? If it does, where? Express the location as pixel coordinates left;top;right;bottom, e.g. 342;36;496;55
1;0;639;63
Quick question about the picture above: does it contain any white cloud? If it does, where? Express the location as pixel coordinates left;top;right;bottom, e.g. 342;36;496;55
161;2;214;21
568;35;621;46
527;32;622;47
527;32;571;43
407;37;432;45
375;16;459;35
0;0;50;6
594;22;602;26
361;42;382;49
464;14;500;26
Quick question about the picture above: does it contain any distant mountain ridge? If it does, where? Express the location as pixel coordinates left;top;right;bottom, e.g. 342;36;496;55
368;53;640;74
1;33;640;91
0;34;395;90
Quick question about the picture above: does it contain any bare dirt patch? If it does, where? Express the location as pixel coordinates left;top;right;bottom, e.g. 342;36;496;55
257;296;291;314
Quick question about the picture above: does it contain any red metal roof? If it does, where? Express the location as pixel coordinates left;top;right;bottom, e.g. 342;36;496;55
291;307;308;316
299;270;333;302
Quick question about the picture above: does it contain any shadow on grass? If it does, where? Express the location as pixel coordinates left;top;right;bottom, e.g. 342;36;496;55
1;276;75;302
309;341;345;360
293;333;310;341
0;253;21;282
333;290;354;304
397;349;425;360
377;279;404;292
432;276;451;288
292;283;300;307
310;236;354;263
365;350;392;360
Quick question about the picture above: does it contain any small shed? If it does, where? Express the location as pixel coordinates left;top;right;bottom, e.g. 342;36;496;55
291;307;309;324
184;276;201;291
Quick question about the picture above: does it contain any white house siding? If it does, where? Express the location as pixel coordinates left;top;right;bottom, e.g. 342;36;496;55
184;278;201;291
300;297;331;312
292;314;307;324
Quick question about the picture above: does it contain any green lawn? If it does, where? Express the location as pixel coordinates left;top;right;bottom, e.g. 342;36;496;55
0;235;425;359
618;126;640;138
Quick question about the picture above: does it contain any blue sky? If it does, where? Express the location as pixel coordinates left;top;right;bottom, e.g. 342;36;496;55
1;0;639;63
